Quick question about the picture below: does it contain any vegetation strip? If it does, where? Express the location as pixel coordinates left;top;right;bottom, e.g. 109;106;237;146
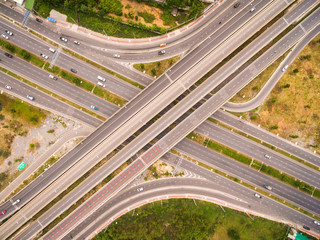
62;48;145;90
207;117;320;172
0;67;106;121
171;149;320;221
0;39;126;108
186;132;320;199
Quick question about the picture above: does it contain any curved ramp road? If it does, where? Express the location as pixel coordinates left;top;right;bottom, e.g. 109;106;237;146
223;25;320;112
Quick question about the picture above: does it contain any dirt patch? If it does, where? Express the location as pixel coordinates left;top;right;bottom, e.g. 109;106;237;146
240;35;320;152
50;9;67;22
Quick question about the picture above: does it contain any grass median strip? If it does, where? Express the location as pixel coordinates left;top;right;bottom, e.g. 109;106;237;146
63;48;145;90
0;67;106;121
186;131;320;199
207;117;320;172
170;149;320;221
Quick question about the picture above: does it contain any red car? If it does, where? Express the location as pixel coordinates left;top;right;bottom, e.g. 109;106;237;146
0;210;6;215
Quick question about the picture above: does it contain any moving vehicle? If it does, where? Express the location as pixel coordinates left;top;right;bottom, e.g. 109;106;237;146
234;1;240;8
27;95;34;101
49;48;56;53
90;105;98;110
5;30;13;36
40;53;49;59
4;52;13;58
36;18;43;23
74;41;80;45
1;34;9;40
314;220;320;226
49;74;58;80
12;199;20;205
5;85;11;90
71;68;77;73
282;64;289;72
303;225;310;230
137;187;144;192
264;154;271;159
0;210;6;215
60;37;68;42
254;193;262;198
250;7;255;12
113;54;120;58
264;185;272;190
97;76;106;82
158;50;166;55
97;81;105;88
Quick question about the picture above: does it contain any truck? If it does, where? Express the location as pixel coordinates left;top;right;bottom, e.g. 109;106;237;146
264;185;272;190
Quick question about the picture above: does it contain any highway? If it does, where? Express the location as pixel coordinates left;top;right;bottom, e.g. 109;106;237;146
194;120;320;188
0;0;281;226
37;5;320;240
0;49;119;117
223;24;320;112
213;110;320;167
62;156;320;239
0;71;101;127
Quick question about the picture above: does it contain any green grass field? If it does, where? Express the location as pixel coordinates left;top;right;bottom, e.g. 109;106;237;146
94;199;288;240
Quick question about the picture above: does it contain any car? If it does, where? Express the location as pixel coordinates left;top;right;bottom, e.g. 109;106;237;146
60;37;68;42
303;225;310;230
40;53;49;59
49;74;58;80
234;1;240;8
314;220;320;226
113;54;120;58
254;193;262;198
0;210;6;215
36;18;43;23
137;187;144;192
1;34;9;40
264;185;272;190
90;105;98;110
282;64;289;72
97;81;105;88
70;68;77;73
5;30;13;36
4;52;13;58
5;85;12;90
158;50;166;55
49;48;56;53
264;154;271;159
74;41;80;45
250;7;255;12
27;95;34;101
12;199;20;205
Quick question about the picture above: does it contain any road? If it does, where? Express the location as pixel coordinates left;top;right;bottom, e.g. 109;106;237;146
223;24;320;112
0;0;280;227
39;5;320;240
213;110;320;167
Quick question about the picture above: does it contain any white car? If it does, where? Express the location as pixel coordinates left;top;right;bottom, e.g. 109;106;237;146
74;41;80;45
27;95;34;101
314;220;320;226
5;30;13;36
1;34;9;40
282;64;288;72
254;193;262;198
40;53;49;59
97;81;105;88
12;199;20;205
113;54;120;58
49;74;58;80
5;85;12;90
250;7;255;12
60;37;68;42
137;187;144;192
264;154;271;159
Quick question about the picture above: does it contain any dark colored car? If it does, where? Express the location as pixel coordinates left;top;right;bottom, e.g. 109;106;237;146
4;52;13;58
36;18;43;23
303;225;310;230
71;68;77;73
234;1;240;8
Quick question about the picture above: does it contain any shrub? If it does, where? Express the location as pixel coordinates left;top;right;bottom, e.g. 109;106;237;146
135;16;138;21
301;54;311;60
0;114;4;121
157;61;161;67
289;135;299;138
282;83;290;88
30;143;35;149
293;68;299;73
140;63;145;69
250;115;257;120
270;125;278;130
227;228;240;240
138;11;156;23
151;68;156;76
47;129;55;133
304;105;311;109
4;42;15;53
21;49;31;60
252;86;258;91
309;74;314;79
